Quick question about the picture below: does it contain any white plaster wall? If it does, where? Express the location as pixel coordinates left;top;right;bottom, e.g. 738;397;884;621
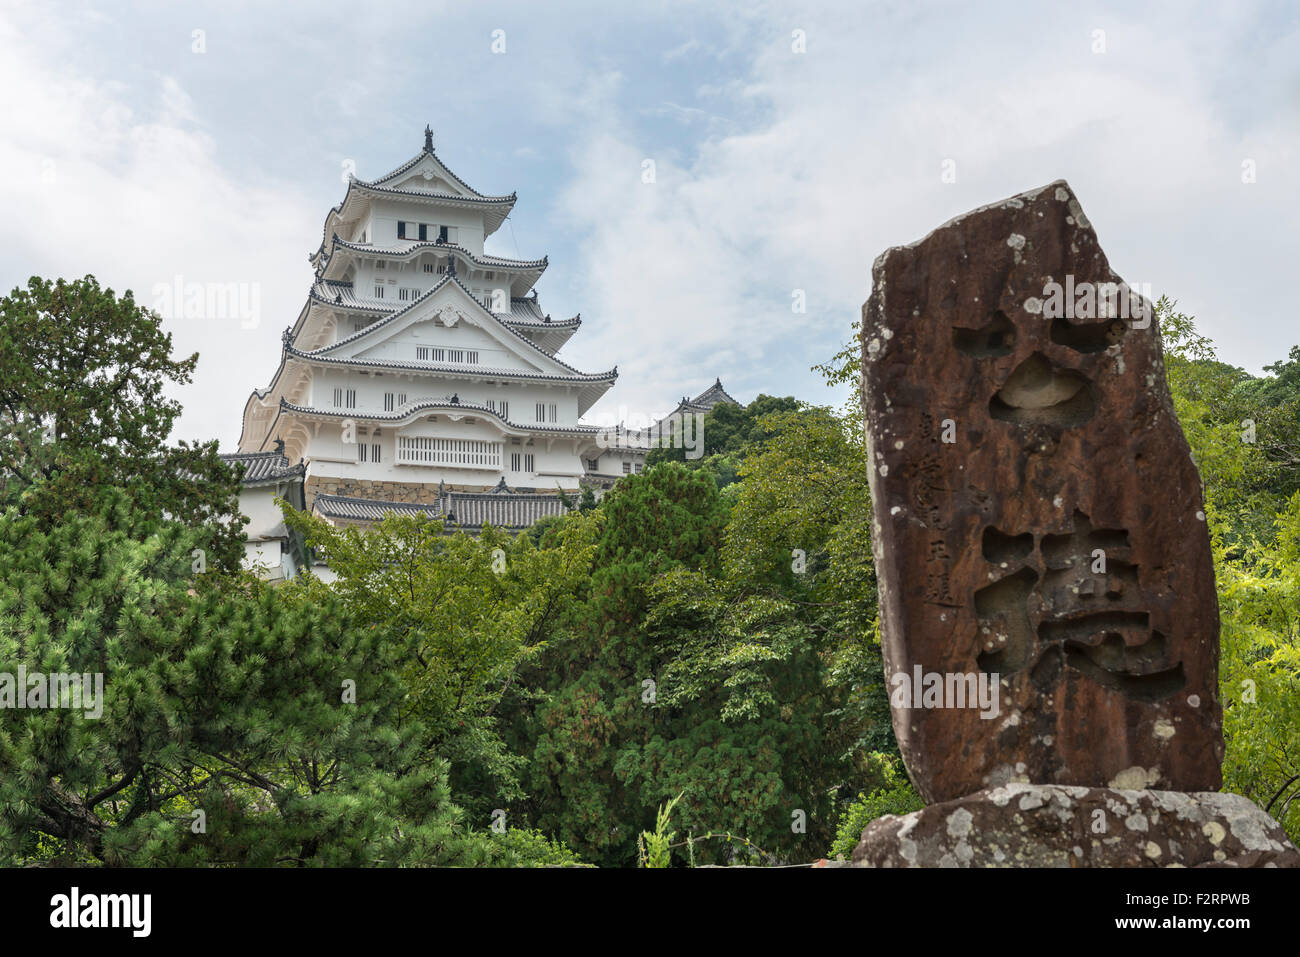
308;366;582;426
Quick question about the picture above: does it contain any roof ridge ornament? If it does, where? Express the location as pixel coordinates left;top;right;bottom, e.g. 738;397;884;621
424;125;434;152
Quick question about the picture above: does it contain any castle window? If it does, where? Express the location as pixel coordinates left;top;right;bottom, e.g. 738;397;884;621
622;462;632;474
397;221;407;239
524;453;535;472
418;223;428;241
384;392;395;412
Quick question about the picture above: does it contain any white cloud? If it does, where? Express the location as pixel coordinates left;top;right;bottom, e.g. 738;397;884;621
0;5;316;449
561;2;1300;427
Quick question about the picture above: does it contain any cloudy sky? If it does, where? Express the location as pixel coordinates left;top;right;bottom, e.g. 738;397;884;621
2;0;1297;448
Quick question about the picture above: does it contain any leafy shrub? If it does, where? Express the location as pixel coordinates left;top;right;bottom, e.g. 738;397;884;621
828;753;924;860
487;828;587;867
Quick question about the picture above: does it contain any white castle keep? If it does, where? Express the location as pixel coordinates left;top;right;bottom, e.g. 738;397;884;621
225;128;737;577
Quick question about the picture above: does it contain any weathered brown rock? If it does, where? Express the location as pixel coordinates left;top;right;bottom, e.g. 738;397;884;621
861;180;1223;803
851;784;1300;868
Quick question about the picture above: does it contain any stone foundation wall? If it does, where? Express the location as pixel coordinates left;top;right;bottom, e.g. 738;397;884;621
305;477;455;509
303;476;575;510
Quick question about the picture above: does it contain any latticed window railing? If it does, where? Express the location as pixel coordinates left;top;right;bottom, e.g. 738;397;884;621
396;436;502;469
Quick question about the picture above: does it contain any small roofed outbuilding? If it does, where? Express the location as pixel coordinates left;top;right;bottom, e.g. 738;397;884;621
219;445;308;582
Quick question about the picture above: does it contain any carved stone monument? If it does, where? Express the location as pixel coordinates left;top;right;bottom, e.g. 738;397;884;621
860;180;1224;805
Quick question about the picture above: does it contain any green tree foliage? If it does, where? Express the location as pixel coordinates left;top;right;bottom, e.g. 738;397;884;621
487;826;587;867
1161;297;1300;546
507;369;894;865
505;464;738;865
10;269;1300;866
0;276;243;571
0;490;493;866
1216;494;1300;843
0;275;580;867
1159;302;1300;842
280;506;597;822
645;394;801;488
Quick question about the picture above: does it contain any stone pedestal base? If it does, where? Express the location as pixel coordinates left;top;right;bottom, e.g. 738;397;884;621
851;783;1300;867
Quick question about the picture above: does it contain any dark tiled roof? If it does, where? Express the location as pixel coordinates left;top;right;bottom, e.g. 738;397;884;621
308;279;390;313
314;489;570;531
690;378;739;410
219;451;305;485
444;491;571;530
322;237;546;274
350;180;516;208
503;297;581;328
313;494;444;522
670;379;741;416
362;143;513;201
